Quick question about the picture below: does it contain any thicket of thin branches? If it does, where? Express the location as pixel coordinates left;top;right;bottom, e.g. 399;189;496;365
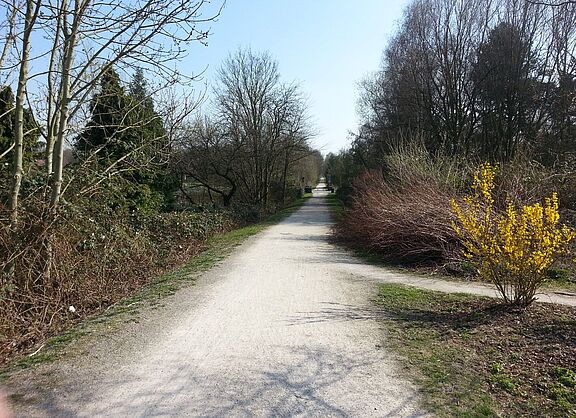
0;195;235;364
335;147;466;263
335;143;576;270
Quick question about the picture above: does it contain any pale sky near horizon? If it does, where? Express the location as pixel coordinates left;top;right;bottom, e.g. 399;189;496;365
184;0;412;155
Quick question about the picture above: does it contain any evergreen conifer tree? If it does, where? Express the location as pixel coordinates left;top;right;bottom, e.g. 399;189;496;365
76;67;174;214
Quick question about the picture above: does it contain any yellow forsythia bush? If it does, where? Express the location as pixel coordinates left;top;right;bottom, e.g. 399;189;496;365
451;163;575;306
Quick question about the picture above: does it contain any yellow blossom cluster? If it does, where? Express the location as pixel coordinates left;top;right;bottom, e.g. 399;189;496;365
451;163;575;305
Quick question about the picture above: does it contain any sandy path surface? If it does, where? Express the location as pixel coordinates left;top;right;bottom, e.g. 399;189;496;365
8;189;429;417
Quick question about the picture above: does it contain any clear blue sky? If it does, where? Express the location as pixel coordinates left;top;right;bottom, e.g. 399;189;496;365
184;0;412;155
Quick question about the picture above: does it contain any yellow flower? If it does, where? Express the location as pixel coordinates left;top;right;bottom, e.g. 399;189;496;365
452;164;575;304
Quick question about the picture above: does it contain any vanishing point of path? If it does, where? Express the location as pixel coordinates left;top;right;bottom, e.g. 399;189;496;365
8;187;575;417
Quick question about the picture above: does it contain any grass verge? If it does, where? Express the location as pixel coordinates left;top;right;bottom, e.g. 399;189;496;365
325;193;345;221
376;283;576;417
1;194;313;376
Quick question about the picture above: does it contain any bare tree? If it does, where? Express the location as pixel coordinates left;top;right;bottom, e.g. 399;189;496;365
1;0;40;279
177;116;241;207
0;0;19;82
357;0;498;159
214;48;313;210
1;0;223;284
357;0;576;164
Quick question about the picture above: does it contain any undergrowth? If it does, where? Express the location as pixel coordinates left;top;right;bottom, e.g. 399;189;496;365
333;146;576;291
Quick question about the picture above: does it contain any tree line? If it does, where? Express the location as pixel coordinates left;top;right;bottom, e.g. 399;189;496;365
329;0;576;180
329;0;576;309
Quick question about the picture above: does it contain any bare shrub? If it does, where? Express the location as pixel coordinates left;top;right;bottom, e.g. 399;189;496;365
337;171;459;263
336;145;468;264
382;141;470;193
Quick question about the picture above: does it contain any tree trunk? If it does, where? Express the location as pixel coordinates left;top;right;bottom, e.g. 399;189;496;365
50;1;74;212
223;183;236;207
9;0;38;225
5;0;40;278
281;148;290;205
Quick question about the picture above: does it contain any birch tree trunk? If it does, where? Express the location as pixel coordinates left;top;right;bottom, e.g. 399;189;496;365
49;0;76;211
9;0;40;224
5;0;40;278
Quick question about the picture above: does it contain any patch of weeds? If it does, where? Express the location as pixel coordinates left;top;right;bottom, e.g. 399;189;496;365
13;353;56;370
554;367;575;388
375;283;576;417
11;327;90;371
548;367;576;415
376;284;498;417
490;362;504;375
353;248;389;267
490;373;519;395
543;267;576;293
546;268;574;282
443;260;477;277
458;328;472;341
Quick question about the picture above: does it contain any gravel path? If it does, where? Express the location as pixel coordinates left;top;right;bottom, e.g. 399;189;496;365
8;189;429;417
